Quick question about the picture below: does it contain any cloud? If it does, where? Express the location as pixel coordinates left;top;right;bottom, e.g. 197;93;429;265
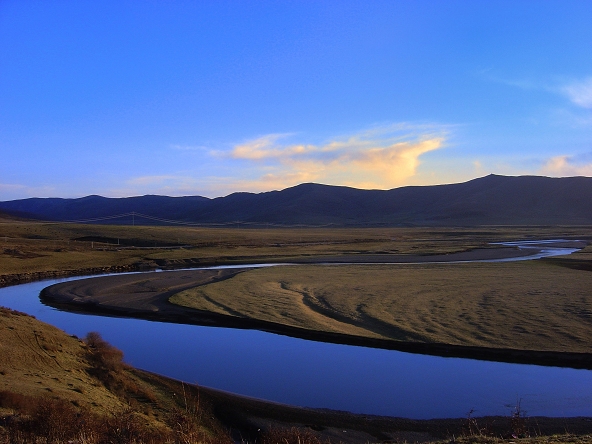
228;127;445;190
232;133;311;160
0;183;56;200
109;125;449;198
484;73;592;111
561;78;592;109
541;155;592;177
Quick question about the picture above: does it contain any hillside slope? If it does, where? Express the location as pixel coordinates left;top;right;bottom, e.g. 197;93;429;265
3;306;592;444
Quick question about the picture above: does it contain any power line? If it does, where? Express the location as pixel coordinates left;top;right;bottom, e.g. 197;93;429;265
1;211;337;228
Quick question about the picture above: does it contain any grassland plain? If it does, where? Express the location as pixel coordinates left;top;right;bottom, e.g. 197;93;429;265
1;219;589;279
3;219;592;442
169;258;592;353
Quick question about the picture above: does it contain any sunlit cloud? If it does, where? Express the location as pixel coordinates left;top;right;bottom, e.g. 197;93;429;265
232;133;312;160
0;183;29;193
541;155;592;177
104;125;450;197
228;127;446;190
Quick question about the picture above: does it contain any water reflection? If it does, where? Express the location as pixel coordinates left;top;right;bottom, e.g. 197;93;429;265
1;275;591;419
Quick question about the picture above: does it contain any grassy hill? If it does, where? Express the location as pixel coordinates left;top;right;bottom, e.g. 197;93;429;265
3;306;592;444
0;306;232;443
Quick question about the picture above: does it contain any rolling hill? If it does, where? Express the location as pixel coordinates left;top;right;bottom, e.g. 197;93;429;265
1;174;591;226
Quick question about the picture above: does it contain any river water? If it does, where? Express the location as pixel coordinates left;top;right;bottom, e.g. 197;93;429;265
1;240;591;419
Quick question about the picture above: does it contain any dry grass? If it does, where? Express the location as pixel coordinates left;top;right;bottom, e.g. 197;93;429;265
2;222;592;442
0;307;232;443
171;260;592;352
1;221;589;276
0;306;125;412
2;306;592;443
432;436;592;444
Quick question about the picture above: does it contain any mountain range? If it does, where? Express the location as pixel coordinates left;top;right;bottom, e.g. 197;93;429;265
1;174;591;226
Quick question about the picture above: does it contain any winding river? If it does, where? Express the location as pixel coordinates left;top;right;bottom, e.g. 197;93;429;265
1;240;591;419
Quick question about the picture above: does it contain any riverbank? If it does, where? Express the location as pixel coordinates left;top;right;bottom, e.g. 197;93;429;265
2;305;592;443
40;277;592;370
0;245;537;289
40;249;592;369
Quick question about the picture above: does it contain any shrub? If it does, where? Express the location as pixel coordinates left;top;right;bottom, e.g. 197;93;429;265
260;426;330;444
0;390;38;414
1;394;95;443
29;397;85;442
85;331;125;372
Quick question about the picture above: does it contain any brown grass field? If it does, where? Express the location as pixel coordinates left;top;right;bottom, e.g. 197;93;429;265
170;259;592;353
1;220;590;276
2;219;592;442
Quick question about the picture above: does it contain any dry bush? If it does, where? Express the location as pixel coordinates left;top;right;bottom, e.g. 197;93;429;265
167;384;208;444
0;390;40;415
509;400;528;439
0;306;30;318
260;426;330;444
169;410;205;444
103;407;167;444
85;331;125;372
83;331;155;404
1;394;95;443
462;410;496;438
163;383;232;444
28;397;86;442
0;394;171;444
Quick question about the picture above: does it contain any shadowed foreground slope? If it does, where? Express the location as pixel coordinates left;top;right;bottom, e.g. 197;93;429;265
2;306;592;444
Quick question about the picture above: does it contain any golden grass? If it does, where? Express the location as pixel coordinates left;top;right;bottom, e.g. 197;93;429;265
1;221;589;275
170;260;592;353
0;307;232;442
0;306;124;413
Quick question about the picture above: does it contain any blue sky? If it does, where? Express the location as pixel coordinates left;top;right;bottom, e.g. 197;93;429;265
1;0;591;200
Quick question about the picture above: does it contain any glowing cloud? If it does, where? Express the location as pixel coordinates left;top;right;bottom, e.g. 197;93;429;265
229;128;445;190
541;155;592;176
231;134;311;160
115;126;448;197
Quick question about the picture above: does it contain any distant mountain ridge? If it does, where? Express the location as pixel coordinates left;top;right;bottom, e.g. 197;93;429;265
1;174;591;226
